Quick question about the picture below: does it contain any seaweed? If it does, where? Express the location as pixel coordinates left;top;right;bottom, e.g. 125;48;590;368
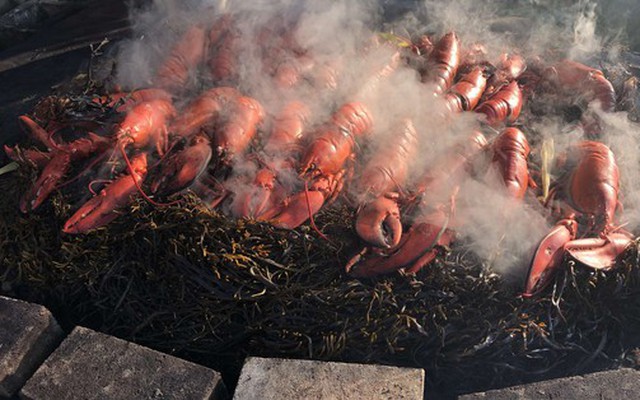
2;164;640;398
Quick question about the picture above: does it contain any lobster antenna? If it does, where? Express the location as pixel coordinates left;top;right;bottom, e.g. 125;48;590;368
303;180;332;244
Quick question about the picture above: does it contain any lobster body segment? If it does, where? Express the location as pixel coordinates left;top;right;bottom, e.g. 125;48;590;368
299;102;373;178
476;81;523;125
232;101;311;219
445;67;487;113
117;99;176;153
488;127;531;200
565;141;619;232
427;32;460;95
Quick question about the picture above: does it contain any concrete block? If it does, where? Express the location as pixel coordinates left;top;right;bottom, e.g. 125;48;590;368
20;326;226;400
0;296;64;399
233;357;424;400
459;368;640;400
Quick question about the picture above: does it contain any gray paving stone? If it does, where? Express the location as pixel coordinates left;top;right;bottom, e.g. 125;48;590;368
20;326;226;400
233;357;424;400
459;368;640;400
0;296;64;399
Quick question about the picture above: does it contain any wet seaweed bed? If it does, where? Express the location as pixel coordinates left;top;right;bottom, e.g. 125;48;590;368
2;166;640;399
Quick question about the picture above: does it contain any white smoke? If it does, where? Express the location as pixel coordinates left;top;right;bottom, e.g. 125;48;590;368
111;0;640;281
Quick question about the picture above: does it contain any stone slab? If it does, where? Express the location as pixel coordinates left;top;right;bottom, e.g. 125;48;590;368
20;326;226;400
233;357;424;400
459;368;640;400
0;296;63;399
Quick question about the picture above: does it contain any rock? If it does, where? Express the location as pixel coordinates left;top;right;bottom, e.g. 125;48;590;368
20;326;227;400
0;295;63;398
459;368;640;399
233;357;424;400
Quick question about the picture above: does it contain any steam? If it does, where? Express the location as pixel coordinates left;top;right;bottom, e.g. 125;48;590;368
112;0;640;280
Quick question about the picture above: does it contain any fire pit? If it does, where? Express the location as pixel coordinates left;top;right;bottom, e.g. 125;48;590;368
2;1;640;398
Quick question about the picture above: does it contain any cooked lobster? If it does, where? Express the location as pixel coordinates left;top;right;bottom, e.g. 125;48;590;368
445;67;488;113
347;130;488;277
525;140;633;296
353;118;418;248
231;101;311;219
426;32;460;95
63;153;148;234
542;59;616;112
476;81;523;125
154;26;207;92
486;127;532;200
264;102;373;229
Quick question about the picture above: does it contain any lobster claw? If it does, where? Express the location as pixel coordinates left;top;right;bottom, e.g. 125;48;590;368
4;145;51;168
19;152;71;213
565;231;634;270
523;218;577;297
230;168;277;219
355;193;402;248
266;190;326;229
149;135;212;195
17;115;56;149
346;208;452;277
63;154;148;234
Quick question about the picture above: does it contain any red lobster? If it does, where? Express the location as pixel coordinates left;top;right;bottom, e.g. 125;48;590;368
63;154;148;234
264;102;373;229
149;88;263;198
353;118;418;248
154;26;207;92
6;116;111;213
524;141;633;296
541;59;616;112
476;81;523;125
486;127;533;200
445;67;488;113
62;99;176;233
426;32;460;95
347;131;488;277
231;101;311;219
207;15;240;84
483;53;526;98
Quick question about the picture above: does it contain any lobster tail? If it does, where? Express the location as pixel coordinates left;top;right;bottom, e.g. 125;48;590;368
428;32;461;95
476;81;523;125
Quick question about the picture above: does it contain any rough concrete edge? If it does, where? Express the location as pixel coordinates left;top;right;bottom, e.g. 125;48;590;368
20;325;228;400
0;297;65;399
456;368;640;399
235;356;426;400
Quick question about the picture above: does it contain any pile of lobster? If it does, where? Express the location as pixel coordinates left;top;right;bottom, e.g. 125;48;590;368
4;10;638;297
